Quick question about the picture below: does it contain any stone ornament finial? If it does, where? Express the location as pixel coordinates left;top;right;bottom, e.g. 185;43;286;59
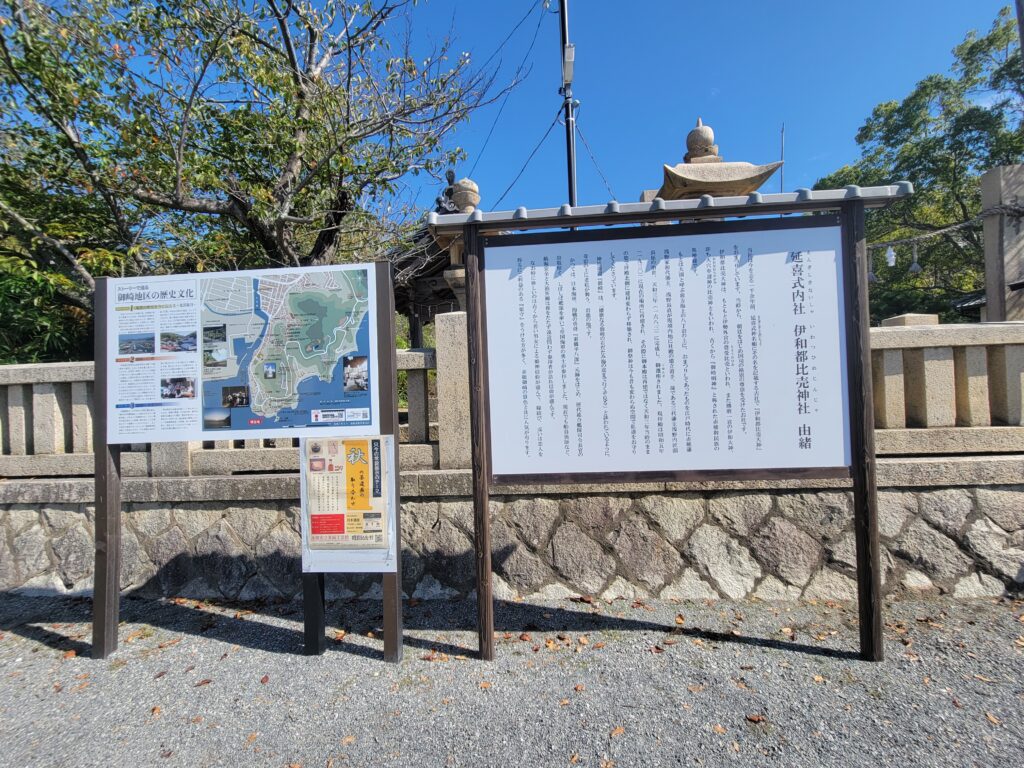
684;117;721;164
451;178;480;213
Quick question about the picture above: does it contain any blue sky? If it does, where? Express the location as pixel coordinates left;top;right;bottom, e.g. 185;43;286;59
410;0;1014;212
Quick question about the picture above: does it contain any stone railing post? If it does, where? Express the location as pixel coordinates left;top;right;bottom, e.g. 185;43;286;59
434;310;471;469
982;164;1024;321
151;441;193;476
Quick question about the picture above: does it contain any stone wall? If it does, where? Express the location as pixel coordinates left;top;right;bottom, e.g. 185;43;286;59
2;464;1021;601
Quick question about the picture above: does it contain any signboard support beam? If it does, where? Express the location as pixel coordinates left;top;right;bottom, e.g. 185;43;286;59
464;223;495;661
302;573;327;655
842;200;884;662
378;262;404;664
92;278;123;659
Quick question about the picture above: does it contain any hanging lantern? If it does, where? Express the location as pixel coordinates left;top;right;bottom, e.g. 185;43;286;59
885;245;896;268
908;243;922;274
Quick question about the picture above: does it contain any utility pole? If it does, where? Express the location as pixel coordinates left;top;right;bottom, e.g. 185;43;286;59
559;0;577;206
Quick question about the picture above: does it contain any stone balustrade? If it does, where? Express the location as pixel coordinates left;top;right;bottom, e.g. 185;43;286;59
0;319;1022;480
0;349;437;479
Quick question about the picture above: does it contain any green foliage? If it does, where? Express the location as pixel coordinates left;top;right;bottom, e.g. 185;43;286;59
0;0;498;362
815;7;1024;323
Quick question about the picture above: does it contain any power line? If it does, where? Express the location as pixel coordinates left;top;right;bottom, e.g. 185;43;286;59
492;106;564;210
575;117;616;201
469;5;547;177
478;1;546;73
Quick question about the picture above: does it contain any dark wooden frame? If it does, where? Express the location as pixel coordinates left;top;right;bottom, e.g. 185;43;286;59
463;201;884;662
92;262;403;662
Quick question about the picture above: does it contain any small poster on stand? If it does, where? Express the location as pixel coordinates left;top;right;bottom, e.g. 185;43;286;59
299;434;397;573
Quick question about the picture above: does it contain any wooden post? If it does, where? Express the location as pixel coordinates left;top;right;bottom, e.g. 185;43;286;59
302;573;326;655
842;200;884;662
463;223;495;660
378;262;404;664
92;278;123;659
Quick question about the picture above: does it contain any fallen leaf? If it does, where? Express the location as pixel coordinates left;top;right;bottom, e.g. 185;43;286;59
71;681;90;692
650;645;665;654
675;614;685;625
593;642;606;650
154;671;167;680
578;636;589;646
245;733;257;745
600;760;615;768
746;713;766;724
53;683;63;693
610;726;625;738
333;630;347;642
260;675;269;684
194;679;212;687
519;633;531;642
161;750;173;759
731;741;740;753
191;716;203;724
62;650;76;660
687;683;705;693
986;712;1001;725
569;754;580;765
341;735;356;746
973;674;996;684
952;698;963;708
478;681;492;689
574;684;585;692
712;724;727;735
813;674;825;684
559;698;570;706
663;639;677;646
157;638;181;650
150;706;161;716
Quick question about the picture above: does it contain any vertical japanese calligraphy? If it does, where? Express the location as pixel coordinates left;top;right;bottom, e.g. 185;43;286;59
482;223;850;477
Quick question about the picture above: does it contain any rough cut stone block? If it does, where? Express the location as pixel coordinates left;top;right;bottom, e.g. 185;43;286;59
659;568;719;600
901;569;935;594
952;571;1006;598
173;505;225;540
435;312;471;469
611;514;682;592
561;495;631;542
412;574;458;600
987;344;1023;425
954;346;990;426
639;494;705;547
42;505;85;532
753;575;802;601
504;498;560;551
776;492;851;544
708;492;772;537
872;349;905;428
194;520;253;599
128;504;174;540
52;524;93;584
964;518;1024;584
974;487;1024;532
0;535;19;589
918;489;973;538
895;520;972;583
600;576;651;602
877;491;916;538
685;524;761;599
121;525;156;591
903;347;955;427
802;568;857;601
255;522;301;596
13;524;50;580
547;521;615;595
225;506;276;549
750;517;821;587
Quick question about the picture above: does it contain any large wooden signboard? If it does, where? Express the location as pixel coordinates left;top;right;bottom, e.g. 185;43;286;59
92;262;402;661
461;201;884;663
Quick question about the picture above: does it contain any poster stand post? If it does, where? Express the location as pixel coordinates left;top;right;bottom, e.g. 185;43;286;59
92;277;123;660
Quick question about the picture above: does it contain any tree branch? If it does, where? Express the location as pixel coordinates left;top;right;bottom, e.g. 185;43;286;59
0;195;96;291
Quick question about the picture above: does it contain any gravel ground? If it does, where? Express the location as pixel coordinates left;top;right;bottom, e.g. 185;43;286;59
0;592;1022;768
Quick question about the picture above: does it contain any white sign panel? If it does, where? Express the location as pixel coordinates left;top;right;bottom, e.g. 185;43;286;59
104;264;378;443
482;223;850;477
299;434;398;573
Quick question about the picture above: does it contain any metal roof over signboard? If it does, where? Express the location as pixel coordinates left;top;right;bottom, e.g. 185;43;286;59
427;182;914;236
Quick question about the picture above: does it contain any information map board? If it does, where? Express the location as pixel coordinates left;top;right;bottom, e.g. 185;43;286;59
481;217;851;481
103;264;378;443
